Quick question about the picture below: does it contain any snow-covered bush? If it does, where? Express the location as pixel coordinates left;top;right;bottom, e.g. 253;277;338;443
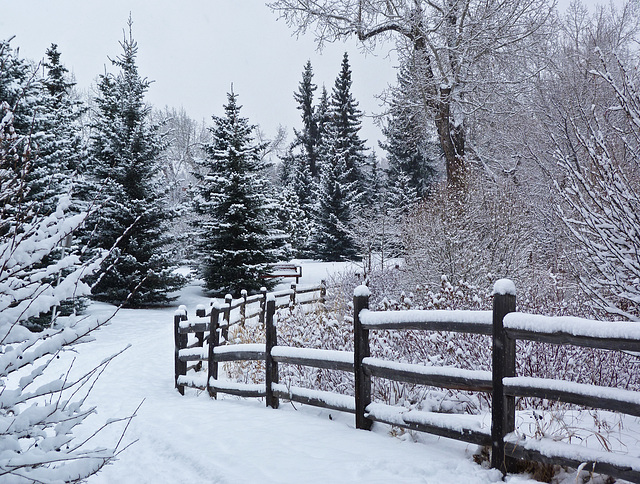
227;265;640;452
1;101;124;482
402;180;538;290
553;52;640;321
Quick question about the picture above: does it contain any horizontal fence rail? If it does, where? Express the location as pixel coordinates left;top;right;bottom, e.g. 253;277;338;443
173;278;640;483
174;282;327;398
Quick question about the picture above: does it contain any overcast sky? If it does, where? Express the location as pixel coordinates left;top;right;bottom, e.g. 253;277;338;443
0;1;398;150
0;0;617;152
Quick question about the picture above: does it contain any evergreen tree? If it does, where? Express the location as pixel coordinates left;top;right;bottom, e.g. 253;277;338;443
380;65;439;206
84;20;184;306
0;97;119;484
26;44;85;212
310;53;367;261
324;52;368;195
315;85;330;154
292;60;320;178
277;62;323;257
277;148;314;257
280;148;314;214
193;90;286;296
277;185;311;259
311;148;359;261
0;38;38;133
0;42;81;213
0;38;44;220
21;45;88;329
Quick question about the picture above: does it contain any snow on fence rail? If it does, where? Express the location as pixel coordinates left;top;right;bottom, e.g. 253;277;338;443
173;279;640;483
174;282;328;400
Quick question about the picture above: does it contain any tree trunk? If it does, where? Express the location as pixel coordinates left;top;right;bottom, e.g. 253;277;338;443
413;35;466;191
435;87;466;190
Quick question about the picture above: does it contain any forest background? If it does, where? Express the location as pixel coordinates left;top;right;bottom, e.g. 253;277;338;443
1;0;640;480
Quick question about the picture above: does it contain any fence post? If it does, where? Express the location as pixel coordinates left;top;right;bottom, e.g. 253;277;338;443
222;294;232;341
195;304;206;346
354;285;372;430
491;279;517;475
194;304;206;372
174;308;188;395
265;297;279;409
259;287;268;324
290;283;296;307
207;305;221;399
320;280;326;304
240;289;247;326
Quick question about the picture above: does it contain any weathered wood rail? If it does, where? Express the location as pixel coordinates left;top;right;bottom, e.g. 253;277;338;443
260;263;303;284
173;279;640;483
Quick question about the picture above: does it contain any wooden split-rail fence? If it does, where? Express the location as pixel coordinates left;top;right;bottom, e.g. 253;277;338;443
173;279;640;483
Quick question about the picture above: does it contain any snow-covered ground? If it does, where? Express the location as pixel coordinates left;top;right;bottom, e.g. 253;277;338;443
55;262;633;483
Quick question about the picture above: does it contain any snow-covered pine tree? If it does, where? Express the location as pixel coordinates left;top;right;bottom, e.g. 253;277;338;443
277;149;314;257
293;60;320;179
277;62;325;257
1;99;124;482
26;44;85;213
277;185;312;258
0;38;39;134
310;53;367;261
315;85;330;154
280;148;314;218
193;90;287;296
83;20;184;306
311;145;359;261
14;45;89;330
324;52;368;195
0;38;45;223
380;64;439;205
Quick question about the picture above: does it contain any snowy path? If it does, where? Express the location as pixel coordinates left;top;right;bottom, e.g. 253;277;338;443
67;277;540;483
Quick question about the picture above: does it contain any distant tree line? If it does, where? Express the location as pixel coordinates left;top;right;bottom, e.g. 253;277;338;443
3;0;640;321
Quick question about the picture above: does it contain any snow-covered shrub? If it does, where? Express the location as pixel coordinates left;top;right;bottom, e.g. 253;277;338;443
275;288;355;399
225;319;266;385
1;101;124;482
227;265;639;450
553;52;640;322
402;180;538;290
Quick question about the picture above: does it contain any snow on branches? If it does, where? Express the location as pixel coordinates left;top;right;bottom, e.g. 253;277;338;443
1;101;125;482
554;53;640;321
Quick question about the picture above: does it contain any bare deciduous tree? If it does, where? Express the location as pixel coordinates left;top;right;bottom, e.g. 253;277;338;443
269;0;554;190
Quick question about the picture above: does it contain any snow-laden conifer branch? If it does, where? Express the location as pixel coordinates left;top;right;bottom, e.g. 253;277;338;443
1;100;130;482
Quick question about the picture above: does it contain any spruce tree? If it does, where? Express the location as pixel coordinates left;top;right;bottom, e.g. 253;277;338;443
293;60;320;178
0;38;38;133
312;148;359;261
0;96;119;484
0;42;80;213
325;52;368;194
278;148;314;257
380;65;439;205
310;53;367;261
23;45;87;329
193;91;286;296
315;86;330;153
277;185;311;259
84;20;184;306
278;62;322;257
26;44;84;212
0;38;44;220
